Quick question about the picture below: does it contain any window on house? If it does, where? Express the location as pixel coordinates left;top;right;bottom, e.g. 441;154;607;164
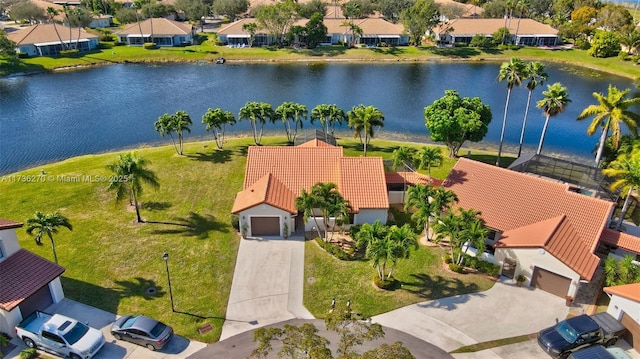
0;239;4;259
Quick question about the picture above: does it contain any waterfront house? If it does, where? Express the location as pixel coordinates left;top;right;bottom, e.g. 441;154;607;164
7;23;99;56
433;18;560;46
116;18;195;46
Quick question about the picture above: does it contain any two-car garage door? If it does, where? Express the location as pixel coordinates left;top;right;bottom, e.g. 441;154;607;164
250;217;280;236
531;267;572;298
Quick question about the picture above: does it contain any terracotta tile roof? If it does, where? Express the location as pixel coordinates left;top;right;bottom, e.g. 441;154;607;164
7;24;98;45
323;18;404;36
496;215;563;247
434;0;484;17
232;173;297;214
0;249;65;311
443;158;614;279
0;218;23;230
435;18;558;36
116;18;193;36
234;141;390;215
604;283;640;303
385;172;443;187
600;228;640;254
339;157;389;211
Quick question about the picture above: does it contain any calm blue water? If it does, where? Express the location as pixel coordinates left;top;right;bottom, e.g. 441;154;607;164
0;62;633;174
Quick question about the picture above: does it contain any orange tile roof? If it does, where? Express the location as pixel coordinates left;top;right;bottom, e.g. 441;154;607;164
0;218;23;230
600;228;640;254
496;215;563;248
234;140;390;215
0;249;65;311
604;283;640;303
116;18;193;36
7;23;98;45
385;171;443;187
435;18;558;36
231;173;297;214
443;158;614;279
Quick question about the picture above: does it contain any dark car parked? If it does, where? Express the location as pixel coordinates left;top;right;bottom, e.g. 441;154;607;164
110;315;173;351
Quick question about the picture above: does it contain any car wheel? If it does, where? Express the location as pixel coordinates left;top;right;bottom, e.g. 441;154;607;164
605;338;617;347
559;353;570;359
70;354;82;359
146;343;156;351
112;333;122;340
23;337;36;348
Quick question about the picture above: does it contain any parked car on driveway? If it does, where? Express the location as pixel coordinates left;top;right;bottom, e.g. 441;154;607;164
568;344;631;359
110;315;173;351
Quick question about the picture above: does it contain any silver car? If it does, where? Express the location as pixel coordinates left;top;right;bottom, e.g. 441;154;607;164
110;315;173;351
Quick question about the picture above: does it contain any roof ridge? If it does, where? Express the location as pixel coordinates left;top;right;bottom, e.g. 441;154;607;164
543;214;566;246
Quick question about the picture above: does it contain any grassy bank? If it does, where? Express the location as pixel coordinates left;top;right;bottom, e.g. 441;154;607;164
2;33;640;79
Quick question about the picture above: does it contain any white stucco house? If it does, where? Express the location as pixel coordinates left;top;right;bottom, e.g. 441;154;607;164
442;158;616;299
604;283;640;351
116;18;195;46
6;24;99;57
0;219;65;336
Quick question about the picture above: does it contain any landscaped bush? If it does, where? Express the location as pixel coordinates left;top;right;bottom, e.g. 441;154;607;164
99;33;114;42
479;261;500;277
448;263;465;273
230;215;239;231
20;348;37;359
18;53;29;58
315;237;352;260
372;274;398;290
469;35;493;48
143;42;158;49
444;253;452;264
59;49;79;57
349;224;362;238
576;38;591;50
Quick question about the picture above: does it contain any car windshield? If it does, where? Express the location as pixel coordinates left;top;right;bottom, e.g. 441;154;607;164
556;321;579;343
62;322;90;345
150;322;166;338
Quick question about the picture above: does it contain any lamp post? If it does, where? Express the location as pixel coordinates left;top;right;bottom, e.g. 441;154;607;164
162;252;175;312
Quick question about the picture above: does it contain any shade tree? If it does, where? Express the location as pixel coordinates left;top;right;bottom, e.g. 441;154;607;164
401;0;440;46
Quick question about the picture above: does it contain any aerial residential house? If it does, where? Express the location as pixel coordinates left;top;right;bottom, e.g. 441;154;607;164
442;158;616;299
7;23;99;56
0;219;65;336
433;18;560;46
89;14;113;29
116;18;195;46
231;140;390;238
604;283;640;351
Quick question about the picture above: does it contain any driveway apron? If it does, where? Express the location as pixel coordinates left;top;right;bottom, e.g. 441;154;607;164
221;236;313;340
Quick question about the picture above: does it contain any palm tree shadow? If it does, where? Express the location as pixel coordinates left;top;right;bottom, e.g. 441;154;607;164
186;149;232;163
441;169;467;186
400;273;480;300
141;201;172;211
148;212;229;239
112;277;166;301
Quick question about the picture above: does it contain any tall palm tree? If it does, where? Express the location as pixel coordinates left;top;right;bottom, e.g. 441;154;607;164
603;155;640;230
69;7;93;51
347;104;385;156
392;146;415;171
26;211;72;264
310;104;345;140
430;187;458;219
154;113;179;154
172;110;192;155
536;82;571;155
132;0;144;43
47;7;68;52
296;188;324;241
276;102;307;145
202;108;236;149
577;85;640;168
462;219;488;264
310;182;349;242
415;146;442;180
385;224;418;279
513;0;530;44
432;211;461;263
497;57;526;166
239;101;273;145
107;152;160;223
518;61;547;157
405;183;436;240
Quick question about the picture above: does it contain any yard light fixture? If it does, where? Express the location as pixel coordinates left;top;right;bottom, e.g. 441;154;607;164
162;252;175;312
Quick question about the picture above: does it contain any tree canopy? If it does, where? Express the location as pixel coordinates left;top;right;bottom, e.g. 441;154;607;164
254;0;299;45
401;0;440;46
424;90;492;158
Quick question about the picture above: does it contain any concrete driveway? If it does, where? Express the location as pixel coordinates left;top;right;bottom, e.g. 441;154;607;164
6;298;206;359
220;236;314;340
372;278;569;353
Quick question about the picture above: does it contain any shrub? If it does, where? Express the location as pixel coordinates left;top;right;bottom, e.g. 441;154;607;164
443;253;452;264
349;224;362;238
99;33;114;42
59;49;79;57
114;42;125;46
373;274;398;290
619;51;630;60
449;263;465;273
575;38;591;50
588;31;620;58
315;237;352;260
469;35;493;48
20;348;37;359
632;55;640;63
18;52;29;58
481;262;500;277
230;215;239;231
143;42;158;49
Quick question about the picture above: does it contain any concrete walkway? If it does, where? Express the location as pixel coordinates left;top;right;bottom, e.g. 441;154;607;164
220;236;313;340
372;278;569;353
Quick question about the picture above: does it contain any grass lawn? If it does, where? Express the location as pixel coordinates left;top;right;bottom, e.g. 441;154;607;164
0;135;511;342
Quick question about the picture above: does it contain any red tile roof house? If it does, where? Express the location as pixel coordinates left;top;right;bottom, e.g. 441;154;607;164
231;139;432;238
442;158;623;299
116;18;196;46
0;219;65;337
603;283;640;351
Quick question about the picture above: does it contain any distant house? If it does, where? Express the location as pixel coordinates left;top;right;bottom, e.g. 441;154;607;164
89;14;113;29
604;283;640;351
433;18;560;46
216;17;408;47
116;18;195;46
7;23;99;56
442;158;616;299
0;219;65;336
231;140;390;238
434;0;483;20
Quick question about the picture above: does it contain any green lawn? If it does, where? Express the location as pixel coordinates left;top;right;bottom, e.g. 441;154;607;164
0;135;510;342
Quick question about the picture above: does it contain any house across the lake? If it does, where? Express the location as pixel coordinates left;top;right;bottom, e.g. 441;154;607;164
116;18;195;46
7;23;99;56
433;18;560;46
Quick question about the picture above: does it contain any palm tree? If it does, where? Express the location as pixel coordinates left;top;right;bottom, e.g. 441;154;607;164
202;108;236;149
462;219;488;264
518;61;547;157
577;85;640;168
536;82;571;155
347;104;384;156
133;0;144;43
296;188;324;240
497;57;526;166
415;146;442;180
172;110;192;155
432;211;461;263
620;30;640;56
392;146;415;171
239;101;274;145
47;7;68;52
26;211;72;264
385;224;418;278
430;187;458;219
276;102;307;145
405;183;436;240
310;104;345;140
107;152;160;223
69;7;93;51
603;155;640;230
311;182;349;242
513;0;530;44
154;113;179;154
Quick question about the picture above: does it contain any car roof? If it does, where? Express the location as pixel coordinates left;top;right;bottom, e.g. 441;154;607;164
566;315;600;333
127;316;161;333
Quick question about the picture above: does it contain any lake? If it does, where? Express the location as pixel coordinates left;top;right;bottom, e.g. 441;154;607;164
0;61;634;175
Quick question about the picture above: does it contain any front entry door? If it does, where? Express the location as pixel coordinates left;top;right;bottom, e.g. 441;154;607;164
502;258;516;279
